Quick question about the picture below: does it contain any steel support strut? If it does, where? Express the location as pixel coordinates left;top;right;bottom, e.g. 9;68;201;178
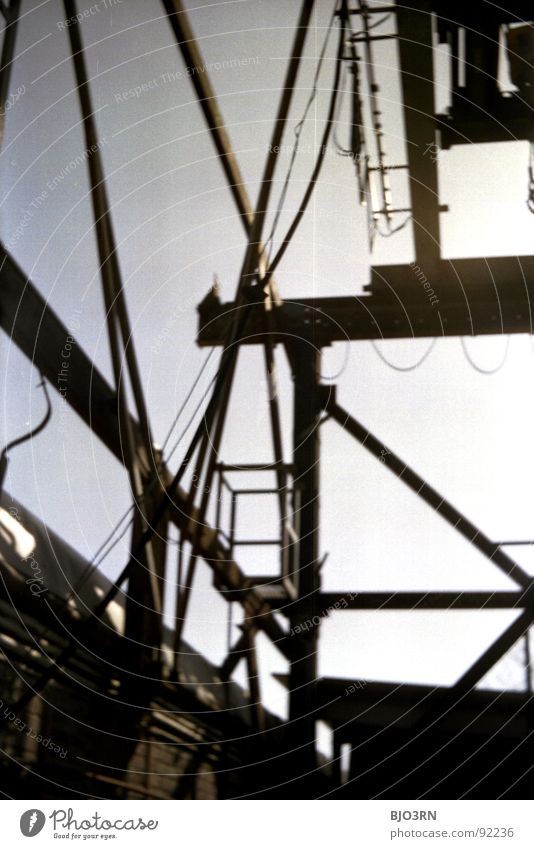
289;341;321;777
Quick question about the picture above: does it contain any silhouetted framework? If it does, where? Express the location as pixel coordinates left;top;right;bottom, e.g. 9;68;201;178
0;0;533;798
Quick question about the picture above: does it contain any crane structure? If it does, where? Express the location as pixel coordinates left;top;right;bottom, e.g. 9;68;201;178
0;0;533;799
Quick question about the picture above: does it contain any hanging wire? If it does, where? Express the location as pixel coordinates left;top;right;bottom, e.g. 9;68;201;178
5;5;351;712
460;335;511;375
371;337;437;371
82;505;135;569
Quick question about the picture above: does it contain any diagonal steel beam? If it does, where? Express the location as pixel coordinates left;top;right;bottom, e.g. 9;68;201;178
326;400;532;589
219;631;249;680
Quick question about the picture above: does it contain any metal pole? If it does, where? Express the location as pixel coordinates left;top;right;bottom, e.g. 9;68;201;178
0;0;20;148
288;340;321;778
327;400;531;589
